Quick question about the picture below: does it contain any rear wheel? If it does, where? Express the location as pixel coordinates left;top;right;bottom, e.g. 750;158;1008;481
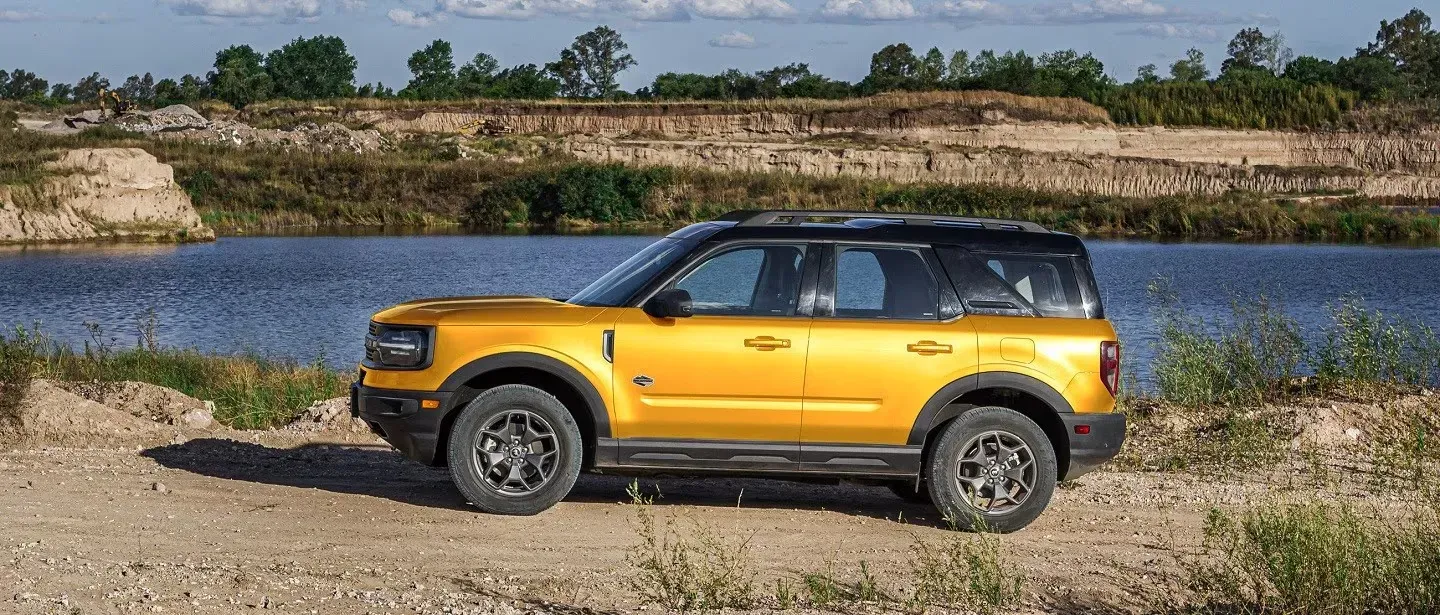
926;406;1057;533
446;385;583;515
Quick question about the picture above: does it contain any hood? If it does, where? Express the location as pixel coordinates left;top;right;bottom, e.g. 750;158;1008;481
372;296;608;327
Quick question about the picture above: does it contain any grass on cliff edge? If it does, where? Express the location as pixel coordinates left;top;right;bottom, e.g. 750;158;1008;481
0;322;347;430
244;90;1116;125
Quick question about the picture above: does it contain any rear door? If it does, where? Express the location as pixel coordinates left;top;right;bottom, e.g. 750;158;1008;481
799;243;978;473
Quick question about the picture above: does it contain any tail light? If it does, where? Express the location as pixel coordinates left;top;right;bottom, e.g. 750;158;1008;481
1100;341;1120;397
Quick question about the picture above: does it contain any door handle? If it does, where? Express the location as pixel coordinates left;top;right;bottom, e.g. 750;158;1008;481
744;336;791;351
907;341;953;355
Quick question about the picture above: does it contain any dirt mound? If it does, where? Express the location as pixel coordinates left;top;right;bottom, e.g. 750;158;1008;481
286;397;370;434
1293;392;1438;449
0;380;171;448
113;104;210;133
63;381;215;429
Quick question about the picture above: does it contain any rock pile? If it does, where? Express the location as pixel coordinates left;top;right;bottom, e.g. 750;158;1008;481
37;104;389;155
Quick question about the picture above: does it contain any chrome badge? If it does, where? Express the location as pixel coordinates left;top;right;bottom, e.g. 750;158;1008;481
632;375;654;387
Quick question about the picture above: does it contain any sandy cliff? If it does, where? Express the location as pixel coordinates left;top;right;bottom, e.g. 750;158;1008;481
352;108;1440;179
0;148;214;243
564;139;1440;199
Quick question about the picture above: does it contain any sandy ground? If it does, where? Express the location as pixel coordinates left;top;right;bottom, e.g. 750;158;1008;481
0;427;1383;615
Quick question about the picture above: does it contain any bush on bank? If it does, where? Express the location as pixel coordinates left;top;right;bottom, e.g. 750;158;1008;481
0;324;348;430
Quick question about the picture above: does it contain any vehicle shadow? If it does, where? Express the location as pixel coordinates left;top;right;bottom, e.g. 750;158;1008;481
142;438;944;526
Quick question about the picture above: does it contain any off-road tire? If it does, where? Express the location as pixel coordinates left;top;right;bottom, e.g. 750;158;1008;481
926;406;1058;533
447;384;583;516
888;481;933;504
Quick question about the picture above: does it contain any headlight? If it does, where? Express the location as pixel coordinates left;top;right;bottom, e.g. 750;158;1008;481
365;324;432;368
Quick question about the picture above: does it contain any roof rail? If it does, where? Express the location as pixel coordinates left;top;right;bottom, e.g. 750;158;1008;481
722;210;1049;233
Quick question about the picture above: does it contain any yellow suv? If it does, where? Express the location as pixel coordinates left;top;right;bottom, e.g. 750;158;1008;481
353;210;1123;532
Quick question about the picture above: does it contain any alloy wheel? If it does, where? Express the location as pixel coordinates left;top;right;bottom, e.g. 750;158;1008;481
472;410;560;496
953;430;1038;515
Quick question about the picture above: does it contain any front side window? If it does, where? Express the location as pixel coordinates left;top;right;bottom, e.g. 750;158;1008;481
833;246;940;320
673;244;807;316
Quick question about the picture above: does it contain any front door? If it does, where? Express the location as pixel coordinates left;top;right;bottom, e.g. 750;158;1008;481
612;242;815;469
801;244;979;471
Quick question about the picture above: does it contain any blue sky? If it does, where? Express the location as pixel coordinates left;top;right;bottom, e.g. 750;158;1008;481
0;1;1424;91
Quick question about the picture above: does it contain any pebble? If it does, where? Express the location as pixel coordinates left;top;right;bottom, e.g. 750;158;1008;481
152;482;167;494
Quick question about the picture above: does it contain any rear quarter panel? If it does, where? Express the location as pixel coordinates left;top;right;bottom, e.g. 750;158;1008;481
967;315;1118;414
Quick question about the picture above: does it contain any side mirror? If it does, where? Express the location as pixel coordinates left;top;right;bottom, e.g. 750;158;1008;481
644;289;694;319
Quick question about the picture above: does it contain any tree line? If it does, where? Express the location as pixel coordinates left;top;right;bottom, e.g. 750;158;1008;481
0;9;1435;129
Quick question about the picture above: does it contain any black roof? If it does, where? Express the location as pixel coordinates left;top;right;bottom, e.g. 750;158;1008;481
671;210;1088;256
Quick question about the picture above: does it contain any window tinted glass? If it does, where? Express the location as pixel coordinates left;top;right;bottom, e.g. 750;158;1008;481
833;247;939;320
674;245;806;316
568;238;692;307
980;254;1089;318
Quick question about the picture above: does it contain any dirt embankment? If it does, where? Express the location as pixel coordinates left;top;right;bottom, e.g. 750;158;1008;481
564;139;1440;199
0;148;214;244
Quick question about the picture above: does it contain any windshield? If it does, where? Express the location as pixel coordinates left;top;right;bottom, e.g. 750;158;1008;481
568;238;693;307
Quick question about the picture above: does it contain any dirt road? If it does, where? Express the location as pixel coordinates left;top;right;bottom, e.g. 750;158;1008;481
0;428;1342;615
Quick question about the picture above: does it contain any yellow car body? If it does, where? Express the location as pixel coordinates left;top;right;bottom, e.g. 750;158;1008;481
354;211;1124;531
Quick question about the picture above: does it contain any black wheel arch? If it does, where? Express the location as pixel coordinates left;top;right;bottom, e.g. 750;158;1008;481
909;371;1074;480
436;352;611;467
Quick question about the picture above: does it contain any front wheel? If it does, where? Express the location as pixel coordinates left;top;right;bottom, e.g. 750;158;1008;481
446;385;583;515
926;406;1057;533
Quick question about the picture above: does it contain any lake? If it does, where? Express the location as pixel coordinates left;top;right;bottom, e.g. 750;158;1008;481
2;234;1438;384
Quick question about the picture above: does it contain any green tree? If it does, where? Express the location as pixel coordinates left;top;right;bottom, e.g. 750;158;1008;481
119;73;156;104
208;45;274;108
49;82;75;103
1365;8;1439;97
264;36;358;100
545;49;586;98
1222;27;1292;75
1135;63;1160;84
550;26;636;99
1335;54;1406;100
403;39;459;100
73;72;110;101
1170;48;1210;82
456;52;500;98
946;50;971;86
0;69;49;101
861;43;920;92
1282;56;1337;86
485;65;559;99
918;46;947;87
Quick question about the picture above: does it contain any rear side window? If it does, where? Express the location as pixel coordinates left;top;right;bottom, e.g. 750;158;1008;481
833;246;941;320
938;248;1101;319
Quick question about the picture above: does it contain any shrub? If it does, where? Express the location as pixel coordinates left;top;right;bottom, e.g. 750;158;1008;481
0;325;43;424
907;525;1025;614
1190;502;1440;615
1150;280;1305;407
624;481;756;612
468;163;674;228
1317;296;1440;391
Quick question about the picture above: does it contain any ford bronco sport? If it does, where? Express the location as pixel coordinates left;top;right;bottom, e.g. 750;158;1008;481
353;210;1124;532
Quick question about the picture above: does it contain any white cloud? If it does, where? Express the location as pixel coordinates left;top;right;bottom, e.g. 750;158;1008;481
431;0;793;22
816;0;916;23
709;30;758;48
690;0;795;20
614;0;690;21
927;0;1008;21
163;0;323;21
0;9;41;21
338;0;368;11
1119;23;1221;41
919;0;1252;27
387;7;443;25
